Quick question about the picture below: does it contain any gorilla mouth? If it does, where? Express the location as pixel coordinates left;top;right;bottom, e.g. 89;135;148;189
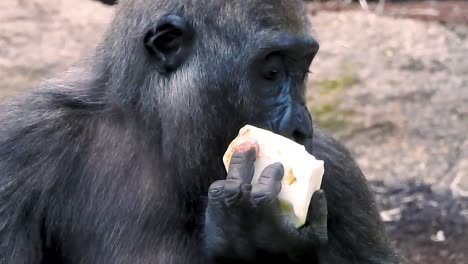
292;130;308;145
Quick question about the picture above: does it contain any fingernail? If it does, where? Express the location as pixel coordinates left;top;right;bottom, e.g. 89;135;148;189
235;142;253;152
235;138;259;153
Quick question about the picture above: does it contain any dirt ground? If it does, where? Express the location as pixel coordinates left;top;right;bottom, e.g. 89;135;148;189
0;0;467;263
306;2;468;263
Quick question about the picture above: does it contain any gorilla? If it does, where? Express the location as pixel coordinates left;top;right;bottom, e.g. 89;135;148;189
0;0;404;263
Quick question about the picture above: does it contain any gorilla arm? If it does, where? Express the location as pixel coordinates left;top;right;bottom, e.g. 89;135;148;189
0;90;97;264
0;101;65;264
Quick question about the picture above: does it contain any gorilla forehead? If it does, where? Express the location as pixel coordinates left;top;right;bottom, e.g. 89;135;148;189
247;0;310;32
204;0;310;31
118;0;310;34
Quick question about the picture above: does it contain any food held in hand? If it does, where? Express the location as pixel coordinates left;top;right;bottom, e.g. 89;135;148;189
223;125;325;228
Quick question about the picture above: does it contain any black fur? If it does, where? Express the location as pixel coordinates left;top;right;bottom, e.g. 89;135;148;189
0;0;404;263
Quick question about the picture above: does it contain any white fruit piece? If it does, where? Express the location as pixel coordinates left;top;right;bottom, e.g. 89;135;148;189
222;125;325;228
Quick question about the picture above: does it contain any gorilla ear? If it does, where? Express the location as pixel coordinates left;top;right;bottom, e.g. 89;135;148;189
144;15;194;74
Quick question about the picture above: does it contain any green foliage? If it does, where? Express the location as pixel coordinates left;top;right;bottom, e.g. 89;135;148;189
315;75;359;94
307;75;360;134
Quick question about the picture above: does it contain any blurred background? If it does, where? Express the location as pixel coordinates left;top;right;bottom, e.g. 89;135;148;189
0;0;466;263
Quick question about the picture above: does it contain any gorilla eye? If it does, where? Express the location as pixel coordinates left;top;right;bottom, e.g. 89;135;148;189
261;54;286;82
265;69;279;81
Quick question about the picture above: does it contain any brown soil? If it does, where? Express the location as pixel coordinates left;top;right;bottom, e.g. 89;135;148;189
307;2;468;263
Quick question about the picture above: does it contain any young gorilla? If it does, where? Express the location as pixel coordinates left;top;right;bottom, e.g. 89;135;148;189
0;0;404;263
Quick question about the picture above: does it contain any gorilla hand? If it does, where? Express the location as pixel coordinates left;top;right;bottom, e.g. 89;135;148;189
203;141;328;262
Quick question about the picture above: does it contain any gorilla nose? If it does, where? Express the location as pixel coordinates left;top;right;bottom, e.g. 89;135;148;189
291;105;313;145
275;104;313;145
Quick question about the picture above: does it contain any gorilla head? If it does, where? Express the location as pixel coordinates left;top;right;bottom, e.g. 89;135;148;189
96;0;318;170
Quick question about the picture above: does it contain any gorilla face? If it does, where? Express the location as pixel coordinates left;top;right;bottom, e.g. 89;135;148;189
246;33;319;143
141;6;318;147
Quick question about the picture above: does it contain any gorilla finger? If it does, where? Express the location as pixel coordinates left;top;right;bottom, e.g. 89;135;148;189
224;179;251;207
251;164;283;205
208;180;226;204
226;141;259;184
309;190;327;226
251;184;280;207
309;223;328;246
256;162;284;185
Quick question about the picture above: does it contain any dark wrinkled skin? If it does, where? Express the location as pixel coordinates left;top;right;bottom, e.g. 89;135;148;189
0;0;405;263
